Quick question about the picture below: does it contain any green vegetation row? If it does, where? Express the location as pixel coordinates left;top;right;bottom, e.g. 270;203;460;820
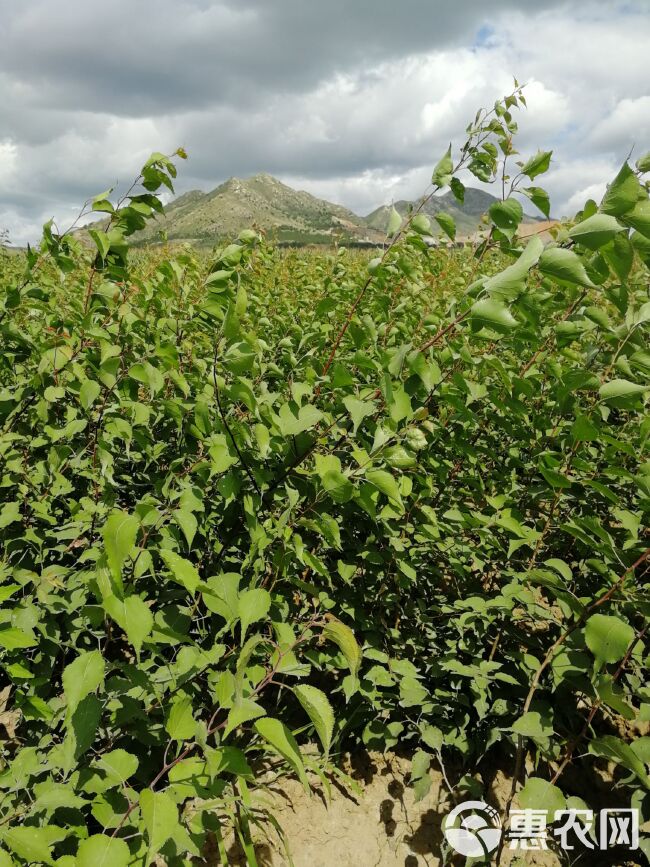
0;87;649;865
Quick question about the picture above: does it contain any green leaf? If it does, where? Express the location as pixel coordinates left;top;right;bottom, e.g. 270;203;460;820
0;627;36;651
511;711;552;739
521;150;552;180
166;757;210;797
223;301;240;341
159;549;200;594
206;746;253;778
469;298;518;332
400;677;429;707
238;588;271;644
631;229;650;265
315;454;354;503
76;835;130;867
139;789;180;859
0;502;21;529
596;675;635;720
1;826;64;866
0;585;19;605
79;379;101;410
365;469;403;509
235;634;268;686
482;235;543;298
600;162;641;216
435;212;456;240
571;414;600;442
411;214;430;234
223;698;267;739
165;695;195;741
95;749;139;786
636;151;650;173
88;229;111;261
544;558;573;582
420;725;443;751
630;736;650;764
585;613;634;664
64;695;102;764
254;717;309;789
538;247;595;286
568;213;624;250
589;736;650;787
522;186;550;218
254;423;270;456
103;510;139;582
203;572;240;622
91;199;114;215
387;207;402;236
450;177;465;203
103;595;153;657
208;439;237;473
410;749;432;802
323;617;362;677
92;188;114;204
293;685;335;756
342;396;374;433
599;379;648;404
623;199;650;239
173;508;197;549
387;386;412;423
62;650;105;718
432;145;453;187
518;778;565;820
489;198;523;233
128;361;164;395
276;402;322;437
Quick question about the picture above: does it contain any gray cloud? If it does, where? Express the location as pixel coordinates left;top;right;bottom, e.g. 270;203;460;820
0;0;555;114
0;0;648;242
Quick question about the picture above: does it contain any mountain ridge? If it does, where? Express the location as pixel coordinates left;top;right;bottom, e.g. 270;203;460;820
112;173;538;246
364;187;502;236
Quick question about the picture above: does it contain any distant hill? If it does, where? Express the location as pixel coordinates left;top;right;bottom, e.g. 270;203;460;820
364;187;501;237
129;173;383;246
93;174;540;247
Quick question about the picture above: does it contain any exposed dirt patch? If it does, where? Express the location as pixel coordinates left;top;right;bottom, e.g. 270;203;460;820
219;751;566;867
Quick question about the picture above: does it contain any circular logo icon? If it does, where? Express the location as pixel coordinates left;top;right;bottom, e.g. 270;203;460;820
443;799;502;857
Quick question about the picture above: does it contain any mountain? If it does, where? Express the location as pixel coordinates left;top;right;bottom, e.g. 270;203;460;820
130;173;382;246
364;187;501;237
102;173;539;247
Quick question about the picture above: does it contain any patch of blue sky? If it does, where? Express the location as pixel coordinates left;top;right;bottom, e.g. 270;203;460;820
472;24;497;50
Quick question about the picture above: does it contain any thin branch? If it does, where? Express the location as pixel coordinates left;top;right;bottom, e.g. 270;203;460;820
212;340;261;498
494;547;650;866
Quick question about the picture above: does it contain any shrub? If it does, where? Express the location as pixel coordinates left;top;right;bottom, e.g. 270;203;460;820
0;89;649;864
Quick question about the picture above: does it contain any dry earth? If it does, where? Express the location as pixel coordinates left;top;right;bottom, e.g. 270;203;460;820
214;751;570;867
204;748;650;867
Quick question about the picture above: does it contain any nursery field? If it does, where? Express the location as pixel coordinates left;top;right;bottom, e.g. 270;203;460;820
0;90;649;866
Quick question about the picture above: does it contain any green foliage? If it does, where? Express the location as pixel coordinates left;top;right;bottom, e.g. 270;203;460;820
0;91;649;864
518;778;566;820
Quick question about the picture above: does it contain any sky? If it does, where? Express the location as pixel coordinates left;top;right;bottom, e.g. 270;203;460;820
0;0;649;244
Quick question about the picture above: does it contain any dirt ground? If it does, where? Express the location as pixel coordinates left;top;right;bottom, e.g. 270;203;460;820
219;751;569;867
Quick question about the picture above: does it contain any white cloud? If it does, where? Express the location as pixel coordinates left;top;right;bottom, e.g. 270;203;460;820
0;140;18;186
590;96;650;154
0;0;647;242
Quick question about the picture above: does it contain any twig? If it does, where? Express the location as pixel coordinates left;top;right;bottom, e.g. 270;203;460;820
550;622;648;785
212;340;261;498
494;547;650;866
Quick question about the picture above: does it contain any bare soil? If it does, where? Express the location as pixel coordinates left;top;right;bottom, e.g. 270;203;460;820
218;751;568;867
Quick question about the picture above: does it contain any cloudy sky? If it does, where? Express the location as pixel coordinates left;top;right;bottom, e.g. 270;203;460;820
1;0;648;244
